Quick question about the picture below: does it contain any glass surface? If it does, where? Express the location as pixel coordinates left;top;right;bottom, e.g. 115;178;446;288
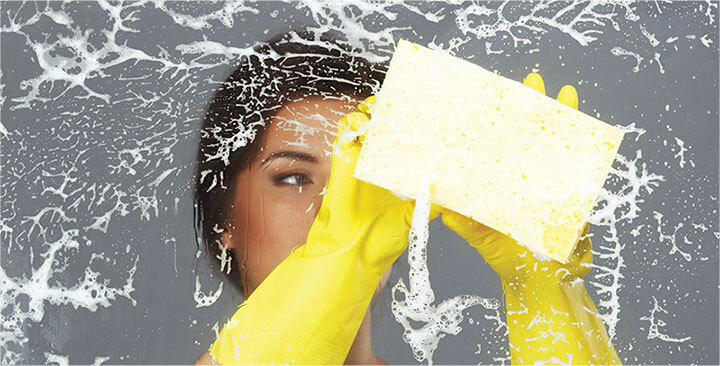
1;1;717;364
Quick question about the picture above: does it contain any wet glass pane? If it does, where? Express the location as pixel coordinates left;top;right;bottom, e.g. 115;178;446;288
1;1;717;364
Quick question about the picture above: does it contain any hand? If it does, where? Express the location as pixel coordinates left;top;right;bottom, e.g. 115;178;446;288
440;73;592;285
440;74;620;366
304;95;439;276
208;96;441;364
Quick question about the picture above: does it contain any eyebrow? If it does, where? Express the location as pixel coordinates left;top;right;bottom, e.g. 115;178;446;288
261;150;318;166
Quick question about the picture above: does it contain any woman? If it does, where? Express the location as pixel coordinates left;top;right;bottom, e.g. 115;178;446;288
194;29;621;365
194;29;393;364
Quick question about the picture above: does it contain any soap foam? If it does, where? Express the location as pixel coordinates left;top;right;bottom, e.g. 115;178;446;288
391;175;500;365
1;1;717;364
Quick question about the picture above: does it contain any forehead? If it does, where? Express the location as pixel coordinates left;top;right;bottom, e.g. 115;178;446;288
261;96;357;150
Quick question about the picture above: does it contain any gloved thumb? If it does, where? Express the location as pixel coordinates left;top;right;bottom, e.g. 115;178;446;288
440;208;489;246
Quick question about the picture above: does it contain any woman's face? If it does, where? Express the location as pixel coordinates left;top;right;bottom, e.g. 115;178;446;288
222;96;392;296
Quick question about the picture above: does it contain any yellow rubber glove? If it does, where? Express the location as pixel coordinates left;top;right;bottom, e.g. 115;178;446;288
441;73;622;365
208;96;438;364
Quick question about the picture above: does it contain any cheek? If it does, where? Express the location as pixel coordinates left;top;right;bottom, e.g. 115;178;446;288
235;166;328;288
260;193;323;249
239;182;324;264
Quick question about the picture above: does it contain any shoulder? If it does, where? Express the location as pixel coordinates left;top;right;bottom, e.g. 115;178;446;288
194;350;219;365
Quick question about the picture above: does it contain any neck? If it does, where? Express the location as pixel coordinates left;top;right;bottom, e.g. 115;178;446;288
344;301;387;365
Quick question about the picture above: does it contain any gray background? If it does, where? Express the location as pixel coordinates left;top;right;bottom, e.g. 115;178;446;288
1;1;718;365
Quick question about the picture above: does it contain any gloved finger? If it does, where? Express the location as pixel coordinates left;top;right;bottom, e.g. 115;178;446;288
323;139;360;202
334;111;370;150
353;95;376;144
335;95;375;144
357;95;376;115
440;208;489;246
429;203;442;221
324;108;370;211
554;222;593;280
324;96;378;206
557;85;578;109
523;72;545;95
336;111;369;139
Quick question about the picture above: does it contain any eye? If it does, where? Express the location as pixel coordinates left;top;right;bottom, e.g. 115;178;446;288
274;172;310;186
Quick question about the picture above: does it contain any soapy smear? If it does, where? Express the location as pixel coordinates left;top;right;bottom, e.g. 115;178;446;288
43;352;68;366
194;274;224;308
391;177;500;365
1;0;717;364
640;296;692;343
611;46;644;73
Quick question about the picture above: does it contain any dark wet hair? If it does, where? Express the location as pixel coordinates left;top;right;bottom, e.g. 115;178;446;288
193;29;387;293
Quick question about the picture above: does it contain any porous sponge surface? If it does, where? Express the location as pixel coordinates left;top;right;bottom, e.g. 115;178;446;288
353;39;625;263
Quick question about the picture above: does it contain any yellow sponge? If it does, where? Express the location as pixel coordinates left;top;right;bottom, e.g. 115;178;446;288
353;39;624;263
